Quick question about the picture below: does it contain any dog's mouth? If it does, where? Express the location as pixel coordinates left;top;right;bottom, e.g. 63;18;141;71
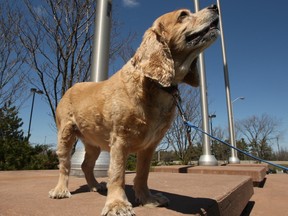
185;18;219;46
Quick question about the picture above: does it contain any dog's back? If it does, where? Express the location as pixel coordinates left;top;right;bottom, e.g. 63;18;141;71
50;5;219;215
56;63;175;153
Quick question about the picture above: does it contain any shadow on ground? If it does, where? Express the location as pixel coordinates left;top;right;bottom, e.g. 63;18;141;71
71;183;221;215
241;201;255;216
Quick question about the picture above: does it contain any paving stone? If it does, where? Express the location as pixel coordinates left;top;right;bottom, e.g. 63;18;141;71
0;170;254;216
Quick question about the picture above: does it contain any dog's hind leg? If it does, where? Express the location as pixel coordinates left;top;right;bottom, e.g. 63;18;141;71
81;143;107;192
49;121;76;199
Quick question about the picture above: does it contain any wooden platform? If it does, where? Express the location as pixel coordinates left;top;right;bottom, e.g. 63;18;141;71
152;165;267;186
227;163;269;172
0;170;254;216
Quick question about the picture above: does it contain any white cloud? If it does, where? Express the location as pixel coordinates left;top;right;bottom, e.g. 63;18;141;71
123;0;139;8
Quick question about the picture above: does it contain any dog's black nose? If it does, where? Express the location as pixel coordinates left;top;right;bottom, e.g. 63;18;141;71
208;4;218;14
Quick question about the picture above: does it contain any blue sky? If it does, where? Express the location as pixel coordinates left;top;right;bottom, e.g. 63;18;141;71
19;0;288;151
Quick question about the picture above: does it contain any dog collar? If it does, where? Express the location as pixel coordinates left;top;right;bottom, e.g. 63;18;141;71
146;77;178;96
160;85;179;95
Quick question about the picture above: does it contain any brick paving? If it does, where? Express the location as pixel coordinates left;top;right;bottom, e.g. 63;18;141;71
0;170;287;215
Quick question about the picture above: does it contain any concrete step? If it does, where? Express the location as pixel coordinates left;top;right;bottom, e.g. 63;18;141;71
188;166;266;187
227;163;269;172
150;165;193;173
0;170;253;216
152;165;267;186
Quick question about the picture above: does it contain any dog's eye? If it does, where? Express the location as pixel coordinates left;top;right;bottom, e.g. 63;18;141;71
178;11;189;21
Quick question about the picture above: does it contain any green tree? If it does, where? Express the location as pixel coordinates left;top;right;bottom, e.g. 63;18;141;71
0;102;58;170
0;103;31;170
210;127;230;161
126;154;137;171
28;144;58;170
189;142;203;162
236;138;249;160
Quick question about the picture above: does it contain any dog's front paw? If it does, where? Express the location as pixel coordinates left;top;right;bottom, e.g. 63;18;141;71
49;186;71;199
101;200;135;216
137;193;170;208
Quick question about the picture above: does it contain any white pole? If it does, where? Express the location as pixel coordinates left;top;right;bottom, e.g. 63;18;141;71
194;0;218;166
216;0;240;164
91;0;112;82
71;0;112;177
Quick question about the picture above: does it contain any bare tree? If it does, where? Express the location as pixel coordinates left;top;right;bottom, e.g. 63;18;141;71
0;2;26;106
163;86;202;164
236;114;280;160
19;0;134;121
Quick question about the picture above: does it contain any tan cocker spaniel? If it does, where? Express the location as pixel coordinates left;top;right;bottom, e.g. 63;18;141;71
49;5;219;216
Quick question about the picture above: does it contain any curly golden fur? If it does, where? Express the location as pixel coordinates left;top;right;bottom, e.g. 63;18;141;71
49;5;219;216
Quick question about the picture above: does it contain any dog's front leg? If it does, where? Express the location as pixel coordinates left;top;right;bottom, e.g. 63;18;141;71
101;137;135;216
134;146;169;207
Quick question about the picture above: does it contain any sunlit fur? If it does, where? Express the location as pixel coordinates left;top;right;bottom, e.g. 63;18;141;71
49;6;219;216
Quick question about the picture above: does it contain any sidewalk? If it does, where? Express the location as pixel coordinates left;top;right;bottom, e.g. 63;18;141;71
0;170;287;215
245;174;288;216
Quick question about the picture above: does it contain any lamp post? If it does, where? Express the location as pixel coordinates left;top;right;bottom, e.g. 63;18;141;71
208;114;216;137
232;97;245;104
27;88;43;140
228;96;245;163
208;114;216;155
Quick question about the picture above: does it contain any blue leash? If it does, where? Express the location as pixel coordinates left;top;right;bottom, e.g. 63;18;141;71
173;89;288;172
185;120;288;172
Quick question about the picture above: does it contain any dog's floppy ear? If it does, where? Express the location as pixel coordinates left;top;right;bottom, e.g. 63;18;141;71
183;58;200;87
132;26;175;87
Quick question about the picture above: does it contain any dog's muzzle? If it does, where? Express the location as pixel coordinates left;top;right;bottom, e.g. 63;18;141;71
186;4;220;46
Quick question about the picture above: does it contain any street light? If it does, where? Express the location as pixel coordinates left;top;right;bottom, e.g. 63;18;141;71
208;114;216;137
208;114;216;155
27;88;43;140
228;96;245;163
232;97;245;103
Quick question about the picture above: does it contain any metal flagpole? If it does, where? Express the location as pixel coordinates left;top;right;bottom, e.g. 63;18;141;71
71;0;112;177
216;0;240;164
194;0;218;166
91;0;112;82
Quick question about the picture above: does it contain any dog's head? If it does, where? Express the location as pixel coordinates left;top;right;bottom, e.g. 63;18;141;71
133;5;219;87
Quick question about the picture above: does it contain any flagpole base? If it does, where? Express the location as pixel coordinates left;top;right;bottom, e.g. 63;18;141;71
198;155;218;166
228;156;240;164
